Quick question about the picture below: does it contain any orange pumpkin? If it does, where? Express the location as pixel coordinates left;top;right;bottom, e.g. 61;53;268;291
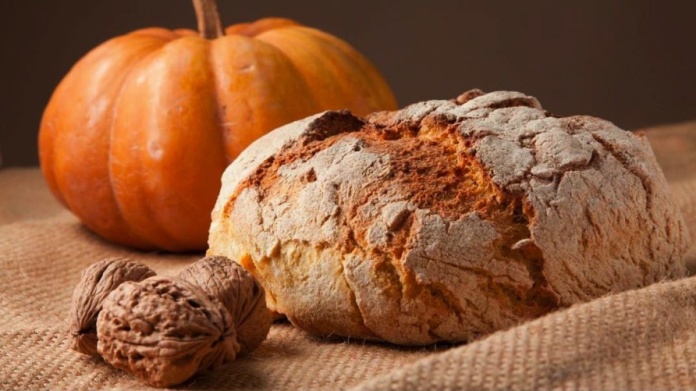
39;0;397;252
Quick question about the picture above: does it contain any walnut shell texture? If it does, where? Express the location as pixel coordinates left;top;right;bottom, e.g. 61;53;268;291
68;258;155;355
208;90;690;345
179;256;271;354
97;276;239;388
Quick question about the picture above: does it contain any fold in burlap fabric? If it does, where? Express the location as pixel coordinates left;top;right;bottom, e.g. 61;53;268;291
1;122;695;391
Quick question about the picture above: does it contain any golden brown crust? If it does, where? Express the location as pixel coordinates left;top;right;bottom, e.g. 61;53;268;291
208;90;689;345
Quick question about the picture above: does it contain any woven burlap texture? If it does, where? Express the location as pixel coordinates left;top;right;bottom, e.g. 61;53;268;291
1;122;695;391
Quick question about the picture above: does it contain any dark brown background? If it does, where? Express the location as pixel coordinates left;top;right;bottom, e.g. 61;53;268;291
1;0;695;167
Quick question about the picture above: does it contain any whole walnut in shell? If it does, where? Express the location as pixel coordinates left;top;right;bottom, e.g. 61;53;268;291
179;256;272;354
97;276;239;388
208;90;689;345
68;258;155;355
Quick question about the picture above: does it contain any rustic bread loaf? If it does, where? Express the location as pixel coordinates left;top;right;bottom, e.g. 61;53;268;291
208;90;689;345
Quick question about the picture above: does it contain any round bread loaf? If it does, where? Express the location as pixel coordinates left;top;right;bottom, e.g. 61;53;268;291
208;90;689;345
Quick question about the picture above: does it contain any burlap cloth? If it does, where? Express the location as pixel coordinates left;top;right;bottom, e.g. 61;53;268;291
1;122;695;391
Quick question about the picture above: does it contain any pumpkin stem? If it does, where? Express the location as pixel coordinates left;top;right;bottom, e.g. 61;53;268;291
193;0;224;39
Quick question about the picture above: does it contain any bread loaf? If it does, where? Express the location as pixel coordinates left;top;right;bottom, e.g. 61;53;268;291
208;90;689;345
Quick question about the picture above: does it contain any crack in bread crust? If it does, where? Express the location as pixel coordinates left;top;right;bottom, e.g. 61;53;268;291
208;90;689;345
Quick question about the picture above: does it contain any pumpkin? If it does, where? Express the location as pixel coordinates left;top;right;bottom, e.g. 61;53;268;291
39;0;397;252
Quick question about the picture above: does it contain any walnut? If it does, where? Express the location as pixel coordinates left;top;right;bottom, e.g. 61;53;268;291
179;256;271;354
68;258;155;356
97;276;240;388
